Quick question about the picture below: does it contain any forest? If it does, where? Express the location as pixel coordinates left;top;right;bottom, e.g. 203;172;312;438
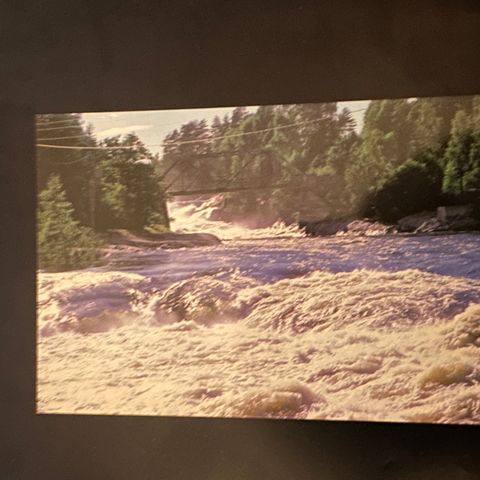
161;96;480;222
37;95;480;271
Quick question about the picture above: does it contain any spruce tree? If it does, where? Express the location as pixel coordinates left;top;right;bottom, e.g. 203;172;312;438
36;113;98;227
98;134;164;231
442;111;475;199
37;175;102;271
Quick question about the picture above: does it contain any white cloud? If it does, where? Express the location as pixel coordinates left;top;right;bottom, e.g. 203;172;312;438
96;124;153;138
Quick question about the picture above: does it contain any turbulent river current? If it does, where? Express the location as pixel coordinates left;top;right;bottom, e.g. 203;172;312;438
37;198;480;423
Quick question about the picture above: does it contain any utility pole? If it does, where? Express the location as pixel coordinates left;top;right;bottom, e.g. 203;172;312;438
89;157;101;230
162;197;171;230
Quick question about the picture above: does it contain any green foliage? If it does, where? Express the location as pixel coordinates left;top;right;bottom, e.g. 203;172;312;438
348;96;480;221
36;113;98;227
98;133;166;232
37;114;170;240
160;97;480;222
37;95;480;245
37;175;103;272
344;128;395;211
362;99;414;166
472;96;480;133
442;111;476;198
365;153;443;222
161;102;356;221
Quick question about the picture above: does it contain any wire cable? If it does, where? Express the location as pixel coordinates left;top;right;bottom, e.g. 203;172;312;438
36;125;85;132
36;107;367;151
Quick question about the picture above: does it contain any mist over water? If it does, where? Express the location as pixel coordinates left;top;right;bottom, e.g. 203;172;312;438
37;197;480;423
168;195;302;240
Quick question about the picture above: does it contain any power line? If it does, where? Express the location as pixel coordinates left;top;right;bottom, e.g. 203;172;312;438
36;107;368;151
37;143;139;150
36;118;83;126
162;108;367;147
36;125;85;132
47;154;95;166
37;134;95;141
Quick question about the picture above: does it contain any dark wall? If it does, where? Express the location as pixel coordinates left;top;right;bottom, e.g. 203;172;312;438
2;0;480;112
1;1;480;479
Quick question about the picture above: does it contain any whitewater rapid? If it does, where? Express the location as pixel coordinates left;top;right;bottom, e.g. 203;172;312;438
37;200;480;423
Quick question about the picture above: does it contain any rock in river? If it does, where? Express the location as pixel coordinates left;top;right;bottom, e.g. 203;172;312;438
107;230;221;249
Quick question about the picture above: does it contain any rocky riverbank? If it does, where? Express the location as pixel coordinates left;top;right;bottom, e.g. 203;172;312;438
397;207;479;234
105;229;221;250
299;218;396;236
299;205;480;237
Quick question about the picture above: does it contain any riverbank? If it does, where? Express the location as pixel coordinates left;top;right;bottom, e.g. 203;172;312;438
105;229;221;250
299;208;480;237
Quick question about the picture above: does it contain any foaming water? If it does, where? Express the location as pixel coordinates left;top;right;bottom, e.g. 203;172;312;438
168;196;302;240
37;199;480;423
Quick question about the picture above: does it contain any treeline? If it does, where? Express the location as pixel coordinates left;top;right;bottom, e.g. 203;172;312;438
161;96;480;223
359;96;480;222
160;104;357;220
37;114;167;271
38;97;480;270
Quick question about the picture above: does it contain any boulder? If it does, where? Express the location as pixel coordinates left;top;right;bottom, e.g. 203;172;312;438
299;219;350;236
107;230;221;249
437;205;474;223
397;207;480;233
345;219;396;236
299;218;395;236
397;211;442;233
446;216;480;231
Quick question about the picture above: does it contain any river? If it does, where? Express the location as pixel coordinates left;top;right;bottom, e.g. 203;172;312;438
37;198;480;423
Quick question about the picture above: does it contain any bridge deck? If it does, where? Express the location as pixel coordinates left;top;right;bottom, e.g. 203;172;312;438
166;184;294;197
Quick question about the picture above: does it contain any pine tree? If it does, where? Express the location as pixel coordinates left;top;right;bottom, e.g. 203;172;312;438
442;110;475;199
37;175;103;271
361;99;414;168
98;134;165;231
36;113;98;226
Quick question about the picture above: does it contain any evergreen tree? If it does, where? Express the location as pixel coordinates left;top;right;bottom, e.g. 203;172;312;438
230;106;250;128
98;134;165;231
408;96;474;154
37;175;102;272
158;96;480;223
36;113;98;226
361;99;414;168
472;96;480;133
442;110;475;199
345;128;395;211
161;120;212;192
325;131;360;177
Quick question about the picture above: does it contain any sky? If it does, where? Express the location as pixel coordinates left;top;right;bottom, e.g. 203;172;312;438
81;100;371;156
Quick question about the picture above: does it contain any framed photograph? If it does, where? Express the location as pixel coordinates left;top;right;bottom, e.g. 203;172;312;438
4;2;480;479
36;95;480;424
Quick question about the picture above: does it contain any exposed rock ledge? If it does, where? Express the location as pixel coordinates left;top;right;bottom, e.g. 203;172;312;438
106;230;221;249
397;209;480;233
299;218;395;236
300;205;480;237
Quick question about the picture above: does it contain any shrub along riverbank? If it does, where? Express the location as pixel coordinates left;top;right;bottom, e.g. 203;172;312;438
37;114;171;272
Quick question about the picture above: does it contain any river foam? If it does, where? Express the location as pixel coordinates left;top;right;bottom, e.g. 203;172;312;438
36;195;480;422
37;266;480;423
168;196;302;240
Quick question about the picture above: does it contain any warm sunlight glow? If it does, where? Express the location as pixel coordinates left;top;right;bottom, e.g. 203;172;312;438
36;96;480;423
